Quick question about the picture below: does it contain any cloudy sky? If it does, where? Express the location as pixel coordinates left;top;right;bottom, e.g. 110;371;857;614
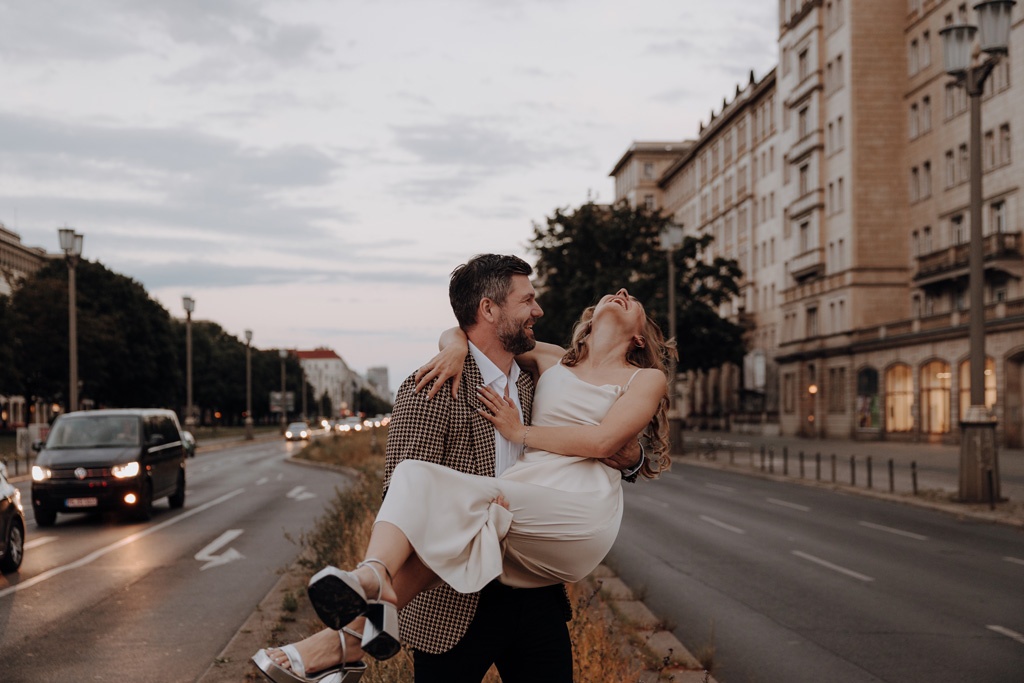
1;0;777;392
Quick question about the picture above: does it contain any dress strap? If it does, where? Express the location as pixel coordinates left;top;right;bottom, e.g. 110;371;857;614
623;368;643;392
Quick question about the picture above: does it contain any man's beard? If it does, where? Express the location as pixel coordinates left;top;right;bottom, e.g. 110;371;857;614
497;313;536;355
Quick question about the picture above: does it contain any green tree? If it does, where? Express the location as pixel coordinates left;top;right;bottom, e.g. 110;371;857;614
8;260;181;410
530;200;745;372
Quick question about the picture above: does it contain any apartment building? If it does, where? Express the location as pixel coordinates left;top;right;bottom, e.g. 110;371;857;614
612;0;1024;446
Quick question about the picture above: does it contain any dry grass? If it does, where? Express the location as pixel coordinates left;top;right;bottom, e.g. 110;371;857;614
278;429;658;682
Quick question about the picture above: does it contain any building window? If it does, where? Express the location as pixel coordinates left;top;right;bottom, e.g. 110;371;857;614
806;306;819;337
922;96;932;132
958;358;997;420
885;364;914;433
910;167;920;202
798;107;808;137
799;164;809;195
837;178;844;212
799;221;811;252
999;123;1012;165
945;149;956;187
857;367;881;429
783;372;796;413
798;48;809;80
909;38;920;75
642;162;655;179
991;200;1006;234
922;225;932;253
643;194;656;211
922;161;932;197
909;103;919;138
920;360;952;434
952;214;965;244
958;144;969;183
985;130;996;169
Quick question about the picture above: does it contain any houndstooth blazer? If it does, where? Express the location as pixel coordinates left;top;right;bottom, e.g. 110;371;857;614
382;352;535;654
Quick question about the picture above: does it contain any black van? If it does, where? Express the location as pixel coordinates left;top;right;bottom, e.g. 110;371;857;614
31;409;186;526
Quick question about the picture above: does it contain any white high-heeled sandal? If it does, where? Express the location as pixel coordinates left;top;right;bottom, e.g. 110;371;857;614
251;628;367;683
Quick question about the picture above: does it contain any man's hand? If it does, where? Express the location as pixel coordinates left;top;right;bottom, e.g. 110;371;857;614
606;436;642;471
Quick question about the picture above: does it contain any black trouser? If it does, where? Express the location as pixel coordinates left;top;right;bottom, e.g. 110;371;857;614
413;582;573;683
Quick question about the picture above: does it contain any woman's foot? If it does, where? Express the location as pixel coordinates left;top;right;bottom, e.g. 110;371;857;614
352;560;398;606
265;622;364;674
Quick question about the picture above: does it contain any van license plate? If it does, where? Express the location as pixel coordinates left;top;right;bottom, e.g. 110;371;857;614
67;497;98;508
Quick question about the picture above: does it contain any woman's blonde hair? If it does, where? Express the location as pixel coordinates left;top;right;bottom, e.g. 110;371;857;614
561;303;678;478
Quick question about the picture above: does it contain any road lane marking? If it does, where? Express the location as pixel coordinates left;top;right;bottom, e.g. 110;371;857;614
635;494;669;508
24;536;58;550
700;515;746;534
987;625;1024;645
792;550;874;582
704;483;736;493
256;477;269;485
767;498;810;512
858;521;928;541
0;488;245;599
286;486;317;501
195;529;245;570
1004;556;1024;566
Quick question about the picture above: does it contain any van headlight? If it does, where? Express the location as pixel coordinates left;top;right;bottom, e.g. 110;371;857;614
112;461;141;479
31;465;51;482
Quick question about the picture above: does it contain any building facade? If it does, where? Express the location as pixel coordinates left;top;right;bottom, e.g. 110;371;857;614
612;0;1024;446
1;224;49;428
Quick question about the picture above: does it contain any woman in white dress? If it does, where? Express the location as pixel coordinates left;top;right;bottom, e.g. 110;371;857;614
254;289;674;683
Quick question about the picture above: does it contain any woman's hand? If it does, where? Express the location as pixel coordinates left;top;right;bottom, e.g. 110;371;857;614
415;344;466;399
476;385;525;444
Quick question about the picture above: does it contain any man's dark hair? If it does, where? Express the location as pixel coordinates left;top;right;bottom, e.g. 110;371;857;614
449;254;533;330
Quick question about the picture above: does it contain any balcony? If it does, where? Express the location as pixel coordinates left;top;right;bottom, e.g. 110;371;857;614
914;232;1024;286
787;247;825;282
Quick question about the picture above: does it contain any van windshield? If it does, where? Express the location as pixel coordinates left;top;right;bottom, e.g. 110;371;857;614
47;415;141;449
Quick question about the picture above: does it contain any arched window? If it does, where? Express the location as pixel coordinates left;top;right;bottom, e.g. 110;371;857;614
920;360;951;434
885;364;914;432
856;367;880;429
958;357;996;420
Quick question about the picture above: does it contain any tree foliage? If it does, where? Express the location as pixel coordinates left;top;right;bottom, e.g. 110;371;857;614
530;200;746;372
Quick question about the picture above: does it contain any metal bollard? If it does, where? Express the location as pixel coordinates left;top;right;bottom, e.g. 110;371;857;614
888;458;895;493
815;451;821;481
987;469;996;510
768;447;775;474
783;447;789;476
831;453;837;483
729;443;735;465
911;461;918;495
867;456;873;489
850;455;856;487
760;444;766;471
799;451;805;479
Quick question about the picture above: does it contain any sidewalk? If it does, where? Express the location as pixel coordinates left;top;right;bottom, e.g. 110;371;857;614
680;429;1024;527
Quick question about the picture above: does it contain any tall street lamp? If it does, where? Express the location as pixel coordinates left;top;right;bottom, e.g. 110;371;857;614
244;330;254;440
58;228;83;413
279;349;288;433
183;296;196;429
660;222;685;453
940;0;1015;503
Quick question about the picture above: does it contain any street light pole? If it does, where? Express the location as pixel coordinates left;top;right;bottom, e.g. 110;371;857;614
245;330;254;440
182;296;196;429
58;228;83;413
940;0;1015;502
660;222;685;453
279;349;288;433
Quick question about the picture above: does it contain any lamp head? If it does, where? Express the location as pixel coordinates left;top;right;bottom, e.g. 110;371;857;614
279;349;288;359
182;296;195;314
245;329;253;343
974;1;1016;54
939;24;978;74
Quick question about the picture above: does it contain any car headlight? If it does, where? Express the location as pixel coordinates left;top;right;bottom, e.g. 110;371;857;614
31;465;51;482
300;430;309;438
285;431;293;438
112;461;141;479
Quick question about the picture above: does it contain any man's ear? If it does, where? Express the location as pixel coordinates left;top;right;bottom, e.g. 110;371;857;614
478;297;499;325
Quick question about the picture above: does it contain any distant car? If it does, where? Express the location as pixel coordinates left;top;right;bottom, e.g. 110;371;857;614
182;430;197;458
337;417;364;433
0;462;26;573
31;408;187;526
285;422;311;441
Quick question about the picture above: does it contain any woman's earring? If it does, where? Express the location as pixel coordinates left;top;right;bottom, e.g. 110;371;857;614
633;336;646;349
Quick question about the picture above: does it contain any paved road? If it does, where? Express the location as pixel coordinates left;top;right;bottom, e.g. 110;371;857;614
608;462;1024;683
0;436;354;683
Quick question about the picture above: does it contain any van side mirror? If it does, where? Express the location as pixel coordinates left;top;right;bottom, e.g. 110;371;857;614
147;434;165;448
32;441;43;453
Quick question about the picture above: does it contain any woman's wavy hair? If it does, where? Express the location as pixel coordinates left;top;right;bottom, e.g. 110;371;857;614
561;303;678;479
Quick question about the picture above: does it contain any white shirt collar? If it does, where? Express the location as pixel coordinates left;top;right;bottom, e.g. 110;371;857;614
468;341;520;389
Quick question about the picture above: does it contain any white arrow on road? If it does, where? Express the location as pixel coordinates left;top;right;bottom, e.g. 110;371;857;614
287;486;317;501
195;529;245;570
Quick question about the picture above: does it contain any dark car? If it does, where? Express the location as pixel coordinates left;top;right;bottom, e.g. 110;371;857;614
31;409;187;526
0;461;26;573
284;421;311;441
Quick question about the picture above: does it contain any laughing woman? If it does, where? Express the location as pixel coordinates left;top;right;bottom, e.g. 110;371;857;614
254;289;674;683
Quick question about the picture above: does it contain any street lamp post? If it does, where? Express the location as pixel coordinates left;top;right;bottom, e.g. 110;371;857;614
244;330;254;440
940;0;1015;503
279;349;288;433
58;228;83;413
660;222;685;453
182;296;196;429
